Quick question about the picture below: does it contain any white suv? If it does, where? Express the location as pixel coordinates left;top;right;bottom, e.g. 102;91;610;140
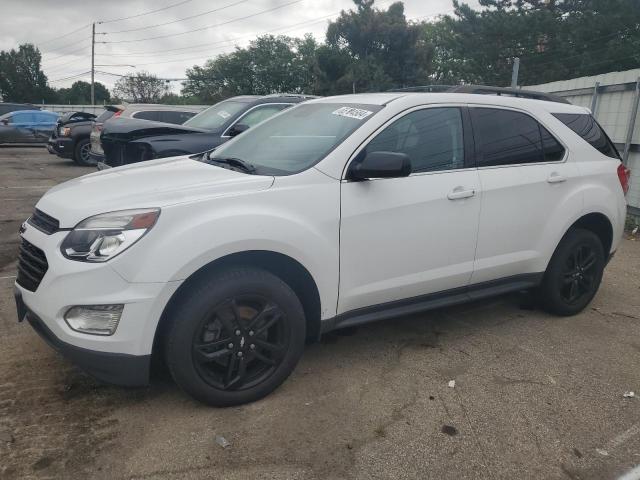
15;90;631;406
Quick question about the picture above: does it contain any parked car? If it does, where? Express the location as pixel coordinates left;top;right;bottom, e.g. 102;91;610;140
15;88;630;406
89;104;204;166
0;102;39;116
47;111;97;165
97;94;315;168
0;110;58;144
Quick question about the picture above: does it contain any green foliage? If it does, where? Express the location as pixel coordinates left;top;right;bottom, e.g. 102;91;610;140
55;81;110;104
323;1;433;92
183;35;319;103
428;0;640;86
0;43;54;103
183;0;640;100
113;71;169;103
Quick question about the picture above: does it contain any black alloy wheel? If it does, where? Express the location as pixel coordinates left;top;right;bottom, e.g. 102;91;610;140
539;228;605;316
193;296;288;391
559;243;598;305
164;267;306;406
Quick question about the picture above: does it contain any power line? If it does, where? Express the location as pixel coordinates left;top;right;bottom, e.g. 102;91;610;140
44;45;90;63
38;24;92;46
42;36;92;55
48;71;91;83
522;43;639;70
97;12;342;59
44;2;453;84
44;57;88;74
523;51;640;77
95;0;402;58
517;26;640;64
101;0;251;34
99;0;305;44
98;0;195;24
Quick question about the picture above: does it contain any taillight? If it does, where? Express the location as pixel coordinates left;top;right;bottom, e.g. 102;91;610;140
113;110;122;117
617;163;631;195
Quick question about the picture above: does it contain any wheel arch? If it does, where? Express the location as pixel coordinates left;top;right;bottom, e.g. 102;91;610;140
568;212;614;255
153;250;322;358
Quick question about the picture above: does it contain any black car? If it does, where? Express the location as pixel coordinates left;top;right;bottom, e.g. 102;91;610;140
89;104;204;167
99;94;315;168
47;111;97;165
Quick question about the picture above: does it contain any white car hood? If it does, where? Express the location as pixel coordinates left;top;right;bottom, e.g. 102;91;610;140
36;157;274;227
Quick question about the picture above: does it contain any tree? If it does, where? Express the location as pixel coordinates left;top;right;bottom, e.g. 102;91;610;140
0;43;54;102
55;81;110;104
113;72;169;103
426;0;640;86
182;35;320;102
323;0;433;92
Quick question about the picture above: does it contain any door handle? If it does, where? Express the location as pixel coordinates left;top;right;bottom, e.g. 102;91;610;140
447;187;475;200
547;172;566;184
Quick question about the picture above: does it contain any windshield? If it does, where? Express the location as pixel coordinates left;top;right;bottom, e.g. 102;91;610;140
183;100;247;130
206;103;383;175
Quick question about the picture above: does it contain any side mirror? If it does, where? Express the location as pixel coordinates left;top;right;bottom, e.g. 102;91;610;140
348;151;412;180
227;123;249;137
0;119;8;125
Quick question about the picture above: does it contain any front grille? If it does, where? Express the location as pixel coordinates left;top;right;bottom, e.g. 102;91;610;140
103;142;125;167
16;239;48;292
28;209;60;235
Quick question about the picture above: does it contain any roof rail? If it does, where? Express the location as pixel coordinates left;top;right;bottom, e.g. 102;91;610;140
388;84;570;104
388;85;455;93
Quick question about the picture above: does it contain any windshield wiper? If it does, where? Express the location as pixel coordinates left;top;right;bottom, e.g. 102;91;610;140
207;156;256;173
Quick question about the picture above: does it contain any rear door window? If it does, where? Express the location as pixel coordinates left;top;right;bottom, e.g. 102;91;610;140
552;113;619;159
35;112;56;123
470;108;565;166
12;112;36;124
161;110;196;124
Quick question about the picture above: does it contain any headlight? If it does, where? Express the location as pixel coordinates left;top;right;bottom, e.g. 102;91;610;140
61;208;160;262
60;126;72;137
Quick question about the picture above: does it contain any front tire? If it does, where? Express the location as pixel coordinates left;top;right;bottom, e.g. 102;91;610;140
164;267;306;406
538;228;605;316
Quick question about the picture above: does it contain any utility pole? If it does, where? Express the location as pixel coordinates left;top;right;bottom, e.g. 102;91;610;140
91;22;95;106
511;57;520;89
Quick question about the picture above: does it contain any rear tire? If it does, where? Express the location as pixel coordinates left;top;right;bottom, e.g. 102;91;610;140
538;228;605;316
164;267;306;406
73;138;94;166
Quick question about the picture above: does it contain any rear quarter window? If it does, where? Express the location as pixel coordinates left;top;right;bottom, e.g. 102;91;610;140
95;110;116;123
552;113;619;159
131;111;165;122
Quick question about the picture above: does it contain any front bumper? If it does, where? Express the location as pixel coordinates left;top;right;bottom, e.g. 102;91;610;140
14;223;181;385
47;137;73;158
16;288;150;386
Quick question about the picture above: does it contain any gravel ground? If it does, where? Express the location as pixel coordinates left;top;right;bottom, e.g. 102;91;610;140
1;146;639;480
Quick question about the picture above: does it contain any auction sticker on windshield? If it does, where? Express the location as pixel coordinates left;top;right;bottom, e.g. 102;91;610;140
332;107;373;120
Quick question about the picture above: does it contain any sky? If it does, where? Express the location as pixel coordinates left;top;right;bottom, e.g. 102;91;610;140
0;0;480;93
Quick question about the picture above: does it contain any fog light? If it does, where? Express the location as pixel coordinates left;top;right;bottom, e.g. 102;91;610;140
64;305;123;336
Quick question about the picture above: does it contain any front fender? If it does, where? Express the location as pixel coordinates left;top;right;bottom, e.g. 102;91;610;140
110;168;341;319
